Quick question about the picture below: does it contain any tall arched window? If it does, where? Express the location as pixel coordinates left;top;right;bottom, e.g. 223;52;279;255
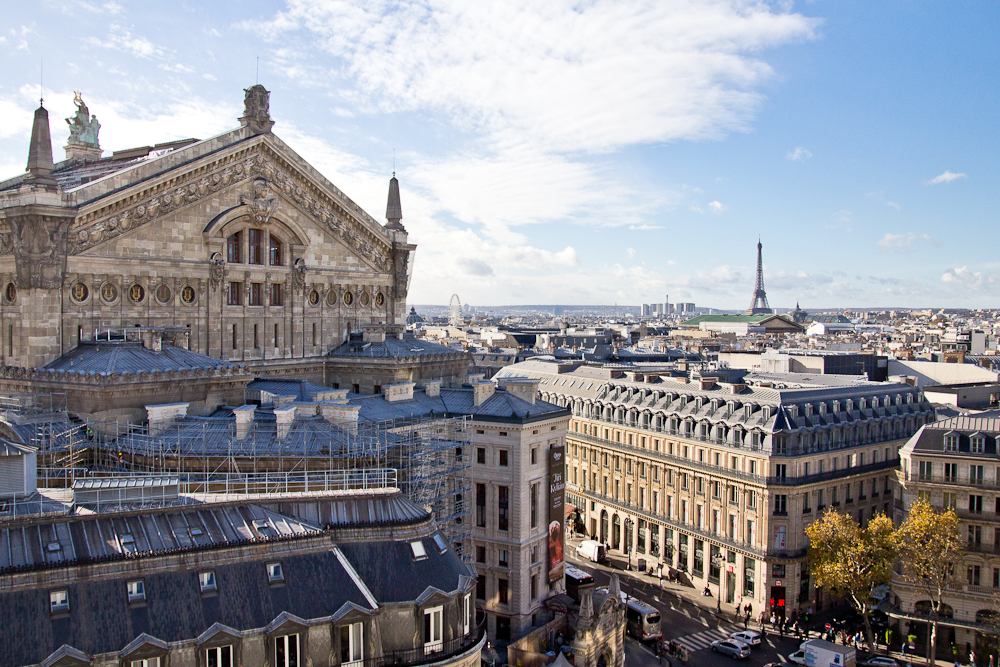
227;231;242;263
270;236;283;266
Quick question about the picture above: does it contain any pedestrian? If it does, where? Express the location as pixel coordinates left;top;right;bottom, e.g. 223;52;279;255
744;614;750;629
746;602;753;618
761;625;767;645
970;650;976;666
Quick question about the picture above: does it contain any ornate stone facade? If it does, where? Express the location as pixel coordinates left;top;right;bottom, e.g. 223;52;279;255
0;87;417;377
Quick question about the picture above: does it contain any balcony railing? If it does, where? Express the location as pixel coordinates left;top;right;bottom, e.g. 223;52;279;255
374;621;486;667
903;473;1000;491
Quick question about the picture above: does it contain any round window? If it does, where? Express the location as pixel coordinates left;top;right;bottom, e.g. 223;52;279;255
129;284;145;304
181;285;196;304
343;291;353;306
4;283;16;304
156;284;172;304
360;291;370;307
71;283;89;303
309;290;320;306
101;282;119;303
375;292;384;307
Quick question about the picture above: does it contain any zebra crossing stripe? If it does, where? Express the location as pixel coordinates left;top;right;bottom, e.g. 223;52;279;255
669;624;743;653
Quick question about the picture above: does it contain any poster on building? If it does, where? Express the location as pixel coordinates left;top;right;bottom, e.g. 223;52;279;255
772;525;786;550
548;443;566;583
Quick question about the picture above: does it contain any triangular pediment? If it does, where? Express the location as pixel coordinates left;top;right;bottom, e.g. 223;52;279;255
121;634;169;657
67;133;394;273
266;611;310;635
41;646;91;667
196;622;243;646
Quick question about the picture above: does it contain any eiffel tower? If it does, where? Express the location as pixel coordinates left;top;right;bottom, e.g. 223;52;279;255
746;240;772;315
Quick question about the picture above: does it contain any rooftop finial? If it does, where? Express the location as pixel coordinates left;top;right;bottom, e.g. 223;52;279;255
25;101;57;188
239;84;274;135
385;171;404;231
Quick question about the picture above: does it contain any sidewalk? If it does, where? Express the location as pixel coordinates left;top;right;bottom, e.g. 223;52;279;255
566;535;962;667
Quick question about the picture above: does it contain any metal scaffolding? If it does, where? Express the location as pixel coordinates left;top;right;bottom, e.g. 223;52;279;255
7;404;473;552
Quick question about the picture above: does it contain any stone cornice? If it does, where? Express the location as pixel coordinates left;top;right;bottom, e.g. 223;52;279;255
0;364;253;387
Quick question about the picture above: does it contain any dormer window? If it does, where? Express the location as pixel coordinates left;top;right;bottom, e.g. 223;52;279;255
50;589;69;613
120;534;136;554
410;540;428;561
127;580;146;602
944;434;960;452
804;404;813;418
267;562;284;582
199;571;217;592
971;435;986;454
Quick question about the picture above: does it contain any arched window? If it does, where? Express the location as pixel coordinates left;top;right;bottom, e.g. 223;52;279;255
270;235;283;266
227;231;242;263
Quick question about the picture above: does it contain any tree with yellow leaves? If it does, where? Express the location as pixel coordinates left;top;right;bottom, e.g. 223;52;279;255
897;499;964;666
806;509;898;652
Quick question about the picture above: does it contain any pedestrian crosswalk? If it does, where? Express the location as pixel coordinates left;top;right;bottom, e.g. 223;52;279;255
666;624;744;654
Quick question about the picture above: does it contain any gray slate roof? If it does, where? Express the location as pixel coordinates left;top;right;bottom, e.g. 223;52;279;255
354;387;566;424
44;341;233;374
328;335;467;360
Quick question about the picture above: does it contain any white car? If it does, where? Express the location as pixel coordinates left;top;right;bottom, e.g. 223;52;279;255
729;630;761;646
788;650;807;666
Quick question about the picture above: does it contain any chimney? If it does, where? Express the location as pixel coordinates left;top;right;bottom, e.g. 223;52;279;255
465;373;485;385
274;405;296;440
499;378;538;405
423;380;441;397
25;105;57;189
473;380;495;406
383;382;415;402
699;377;717;391
319;403;361;434
233;405;256;440
145;402;189;436
730;383;746;394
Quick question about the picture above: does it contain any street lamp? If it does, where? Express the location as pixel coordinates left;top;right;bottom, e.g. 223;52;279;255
711;554;725;613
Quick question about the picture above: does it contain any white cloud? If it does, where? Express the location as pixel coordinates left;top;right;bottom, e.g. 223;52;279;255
877;232;941;251
941;267;1000;292
689;205;704;214
628;224;665;230
786;146;812;161
627;248;635;258
886;201;901;210
707;200;727;214
248;2;818;155
86;24;164;59
926;170;967;185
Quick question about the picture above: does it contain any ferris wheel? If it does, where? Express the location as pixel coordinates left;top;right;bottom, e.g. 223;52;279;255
449;294;462;326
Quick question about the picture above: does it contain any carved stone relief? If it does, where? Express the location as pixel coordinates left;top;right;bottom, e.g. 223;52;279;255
7;213;74;289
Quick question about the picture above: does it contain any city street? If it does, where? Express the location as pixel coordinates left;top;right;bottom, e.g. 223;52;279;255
567;549;808;667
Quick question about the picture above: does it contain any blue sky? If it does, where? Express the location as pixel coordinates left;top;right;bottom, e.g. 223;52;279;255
0;1;996;309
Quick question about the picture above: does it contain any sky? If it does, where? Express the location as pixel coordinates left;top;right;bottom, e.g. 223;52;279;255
0;1;997;310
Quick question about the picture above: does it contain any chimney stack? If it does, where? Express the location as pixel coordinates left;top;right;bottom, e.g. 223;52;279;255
274;405;296;440
499;378;539;405
233;405;256;440
472;380;495;407
145;403;189;436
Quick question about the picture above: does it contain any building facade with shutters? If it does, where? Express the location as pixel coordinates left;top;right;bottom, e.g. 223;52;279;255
495;359;936;617
894;412;1000;660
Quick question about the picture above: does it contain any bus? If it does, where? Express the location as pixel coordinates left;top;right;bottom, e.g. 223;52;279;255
624;597;662;641
565;564;595;602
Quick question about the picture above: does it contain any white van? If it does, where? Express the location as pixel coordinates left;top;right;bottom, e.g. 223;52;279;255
577;540;607;563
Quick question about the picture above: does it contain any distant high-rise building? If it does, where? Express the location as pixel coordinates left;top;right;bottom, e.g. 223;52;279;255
641;304;650;317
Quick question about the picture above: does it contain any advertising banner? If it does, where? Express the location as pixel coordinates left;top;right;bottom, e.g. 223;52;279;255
548;443;566;583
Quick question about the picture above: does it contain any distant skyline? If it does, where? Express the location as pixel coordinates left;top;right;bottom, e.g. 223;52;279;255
0;1;996;309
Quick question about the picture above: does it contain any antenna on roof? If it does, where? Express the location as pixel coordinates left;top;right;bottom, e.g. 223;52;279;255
256;56;259;84
39;57;43;106
393;148;395;176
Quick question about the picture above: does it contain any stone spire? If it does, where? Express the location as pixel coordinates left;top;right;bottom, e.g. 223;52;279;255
385;172;404;231
25;104;57;188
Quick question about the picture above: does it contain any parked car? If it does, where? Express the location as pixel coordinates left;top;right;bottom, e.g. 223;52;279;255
788;650;807;665
729;630;761;646
861;658;899;667
869;611;890;629
710;639;751;659
576;540;607;563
